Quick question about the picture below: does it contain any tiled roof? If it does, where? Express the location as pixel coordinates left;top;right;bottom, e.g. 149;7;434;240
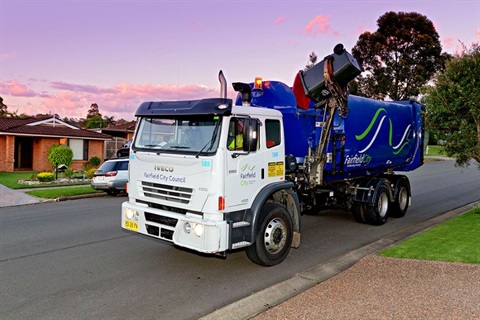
0;117;112;140
106;121;137;131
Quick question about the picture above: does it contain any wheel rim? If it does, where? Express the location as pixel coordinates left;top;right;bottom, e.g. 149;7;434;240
263;218;287;254
378;192;389;218
398;187;408;210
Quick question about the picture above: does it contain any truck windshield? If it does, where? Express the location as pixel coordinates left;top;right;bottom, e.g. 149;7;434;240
133;116;221;155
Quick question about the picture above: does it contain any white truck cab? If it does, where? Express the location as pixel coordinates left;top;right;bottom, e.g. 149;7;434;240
122;95;301;266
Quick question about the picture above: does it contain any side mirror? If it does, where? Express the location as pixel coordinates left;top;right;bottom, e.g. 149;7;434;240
243;118;259;152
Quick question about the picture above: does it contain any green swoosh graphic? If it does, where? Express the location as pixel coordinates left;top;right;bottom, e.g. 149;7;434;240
355;108;387;140
393;141;409;155
389;118;393;147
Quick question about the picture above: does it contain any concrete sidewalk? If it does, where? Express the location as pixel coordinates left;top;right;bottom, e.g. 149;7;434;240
0;184;44;207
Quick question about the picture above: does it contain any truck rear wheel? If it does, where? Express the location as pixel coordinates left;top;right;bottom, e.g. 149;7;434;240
365;183;389;225
245;203;293;267
389;178;410;218
352;203;366;223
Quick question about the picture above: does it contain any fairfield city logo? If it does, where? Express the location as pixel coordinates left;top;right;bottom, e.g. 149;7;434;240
154;165;174;172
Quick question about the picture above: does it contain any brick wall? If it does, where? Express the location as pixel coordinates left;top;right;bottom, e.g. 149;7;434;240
0;136;15;172
70;140;105;170
1;136;107;172
33;137;60;171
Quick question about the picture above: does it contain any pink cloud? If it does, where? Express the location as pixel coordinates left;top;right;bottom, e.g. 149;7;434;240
50;81;118;94
442;36;454;49
477;29;480;42
275;16;286;24
1;80;222;120
303;15;337;36
0;80;36;97
188;20;205;32
355;25;372;36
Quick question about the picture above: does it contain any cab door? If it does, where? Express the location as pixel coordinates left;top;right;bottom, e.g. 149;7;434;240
224;117;263;209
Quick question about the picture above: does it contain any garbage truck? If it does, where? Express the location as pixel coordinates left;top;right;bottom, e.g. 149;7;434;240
121;44;424;266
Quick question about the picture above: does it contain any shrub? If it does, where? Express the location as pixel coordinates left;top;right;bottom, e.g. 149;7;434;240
64;169;74;178
48;145;73;169
89;156;101;167
37;172;55;182
86;168;97;179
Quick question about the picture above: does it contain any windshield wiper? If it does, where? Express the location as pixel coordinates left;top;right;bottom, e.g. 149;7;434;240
169;145;190;149
143;144;162;148
195;121;220;158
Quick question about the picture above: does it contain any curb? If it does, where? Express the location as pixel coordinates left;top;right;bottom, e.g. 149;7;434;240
200;201;479;320
55;192;107;202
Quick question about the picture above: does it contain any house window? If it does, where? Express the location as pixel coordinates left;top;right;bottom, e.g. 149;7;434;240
68;139;88;160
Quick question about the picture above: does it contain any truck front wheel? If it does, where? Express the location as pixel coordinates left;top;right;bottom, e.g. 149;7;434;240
245;203;293;267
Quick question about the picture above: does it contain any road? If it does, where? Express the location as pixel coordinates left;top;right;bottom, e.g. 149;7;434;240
1;159;479;320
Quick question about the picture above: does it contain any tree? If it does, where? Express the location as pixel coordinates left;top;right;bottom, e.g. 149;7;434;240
85;103;107;128
304;51;318;71
103;115;116;127
85;115;107;128
352;11;448;100
86;103;102;120
48;144;73;169
0;96;8;117
424;43;480;168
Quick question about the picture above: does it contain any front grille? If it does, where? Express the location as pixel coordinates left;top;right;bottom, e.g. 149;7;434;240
145;212;178;227
141;181;193;204
137;200;187;215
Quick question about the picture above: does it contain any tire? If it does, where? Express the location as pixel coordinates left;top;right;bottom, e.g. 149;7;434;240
352;203;366;223
245;203;293;267
389;178;410;218
106;190;119;196
365;183;390;225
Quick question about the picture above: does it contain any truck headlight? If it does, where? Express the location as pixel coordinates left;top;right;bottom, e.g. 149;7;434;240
125;208;135;220
184;222;192;234
184;222;204;237
193;223;204;237
125;208;139;221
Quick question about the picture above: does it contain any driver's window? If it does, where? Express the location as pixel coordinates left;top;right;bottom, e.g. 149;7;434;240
227;118;244;150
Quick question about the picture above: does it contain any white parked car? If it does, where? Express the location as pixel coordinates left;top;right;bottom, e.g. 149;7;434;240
91;159;129;196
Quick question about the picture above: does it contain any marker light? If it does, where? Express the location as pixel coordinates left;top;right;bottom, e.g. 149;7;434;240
218;196;225;211
254;77;263;90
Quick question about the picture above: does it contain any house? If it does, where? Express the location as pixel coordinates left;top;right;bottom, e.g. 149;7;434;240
0;116;112;172
92;121;136;159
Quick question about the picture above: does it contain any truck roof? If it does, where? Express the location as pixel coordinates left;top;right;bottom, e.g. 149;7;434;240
231;104;283;118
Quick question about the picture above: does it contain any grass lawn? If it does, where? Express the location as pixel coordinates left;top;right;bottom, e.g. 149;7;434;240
0;171;89;189
26;185;102;199
426;145;445;156
380;206;480;264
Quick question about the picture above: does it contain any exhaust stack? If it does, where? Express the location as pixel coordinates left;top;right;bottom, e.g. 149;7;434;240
218;70;227;99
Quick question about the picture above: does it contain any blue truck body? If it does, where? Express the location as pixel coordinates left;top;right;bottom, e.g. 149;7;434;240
237;81;424;183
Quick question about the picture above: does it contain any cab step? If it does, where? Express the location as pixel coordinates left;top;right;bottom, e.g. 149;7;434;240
232;241;251;249
232;221;250;228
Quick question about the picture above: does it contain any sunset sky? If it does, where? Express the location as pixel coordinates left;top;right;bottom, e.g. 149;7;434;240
1;0;479;121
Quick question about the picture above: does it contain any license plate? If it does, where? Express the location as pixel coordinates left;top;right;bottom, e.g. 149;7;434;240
125;220;138;231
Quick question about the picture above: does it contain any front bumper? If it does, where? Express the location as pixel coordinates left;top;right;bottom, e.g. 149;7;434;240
121;201;229;254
